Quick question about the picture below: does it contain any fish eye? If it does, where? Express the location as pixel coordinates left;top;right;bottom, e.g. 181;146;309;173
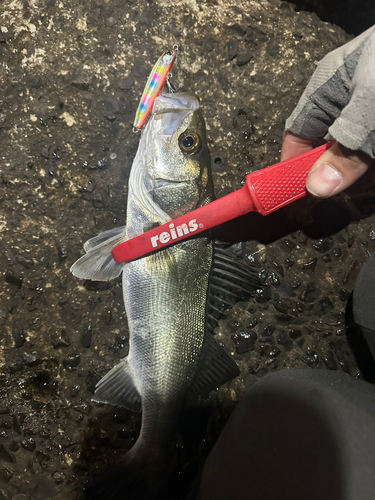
178;131;202;155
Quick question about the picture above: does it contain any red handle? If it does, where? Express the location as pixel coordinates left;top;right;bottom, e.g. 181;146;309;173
111;141;334;263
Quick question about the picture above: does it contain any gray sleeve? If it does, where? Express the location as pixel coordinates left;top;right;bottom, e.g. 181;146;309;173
285;26;375;158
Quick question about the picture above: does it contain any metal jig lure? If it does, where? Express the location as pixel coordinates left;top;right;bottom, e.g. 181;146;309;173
133;46;178;131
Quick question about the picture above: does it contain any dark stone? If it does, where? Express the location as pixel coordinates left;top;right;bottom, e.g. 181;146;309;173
216;73;229;93
21;438;36;452
323;313;345;326
260;344;280;358
316;296;334;315
12;324;25;348
51;329;70;348
0;444;15;463
322;351;337;370
71;81;89;91
118;76;134;90
16;255;34;269
312;237;334;253
268;271;280;286
104;113;116;122
104;98;120;114
289;329;302;340
339;289;351;301
23;353;39;366
5;272;23;288
105;16;117;27
80;323;92;348
236;51;253;66
70;384;81;397
302;282;321;302
226;38;238;60
260;324;275;337
293;71;305;84
0;308;8;325
230;23;246;36
272;261;284;278
232;330;257;354
80;181;95;193
302;257;318;272
254;285;272;303
0;488;10;500
277;330;293;350
63;354;81;370
283;239;296;251
102;309;112;325
284;258;295;268
331;340;353;372
57;245;68;262
40;146;50;159
34;451;50;464
84;280;110;291
244;25;267;44
266;39;279;56
0;467;13;483
85;371;100;393
30;75;44;88
301;351;318;367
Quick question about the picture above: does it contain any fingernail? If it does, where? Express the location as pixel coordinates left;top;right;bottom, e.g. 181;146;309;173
306;163;343;197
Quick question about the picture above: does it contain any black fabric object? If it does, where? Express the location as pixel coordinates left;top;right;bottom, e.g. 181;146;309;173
200;369;375;500
353;252;375;359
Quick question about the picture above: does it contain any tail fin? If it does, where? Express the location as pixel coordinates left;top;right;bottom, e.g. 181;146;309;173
84;448;168;500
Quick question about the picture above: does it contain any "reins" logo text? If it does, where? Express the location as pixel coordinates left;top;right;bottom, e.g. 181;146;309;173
151;219;199;248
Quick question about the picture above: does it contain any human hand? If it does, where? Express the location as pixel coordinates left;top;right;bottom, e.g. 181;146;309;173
281;26;375;198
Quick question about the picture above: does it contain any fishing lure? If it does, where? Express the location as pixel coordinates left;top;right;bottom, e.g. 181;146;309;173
133;46;178;130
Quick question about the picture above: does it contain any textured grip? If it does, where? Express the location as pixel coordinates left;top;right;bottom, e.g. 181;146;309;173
246;142;334;215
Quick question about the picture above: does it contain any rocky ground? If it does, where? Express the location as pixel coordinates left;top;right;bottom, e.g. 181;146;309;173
1;0;375;499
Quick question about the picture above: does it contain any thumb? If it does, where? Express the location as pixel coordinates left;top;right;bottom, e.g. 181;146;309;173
306;142;374;198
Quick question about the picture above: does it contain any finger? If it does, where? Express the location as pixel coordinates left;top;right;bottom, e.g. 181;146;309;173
306;142;375;198
280;131;315;161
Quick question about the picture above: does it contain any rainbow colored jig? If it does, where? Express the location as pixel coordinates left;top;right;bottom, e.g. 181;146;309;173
133;47;178;130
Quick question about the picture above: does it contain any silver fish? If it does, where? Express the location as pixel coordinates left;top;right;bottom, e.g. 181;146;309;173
71;93;259;499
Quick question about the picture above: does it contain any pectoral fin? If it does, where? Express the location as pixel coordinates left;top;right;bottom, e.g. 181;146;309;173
189;333;240;398
70;226;126;281
93;358;142;413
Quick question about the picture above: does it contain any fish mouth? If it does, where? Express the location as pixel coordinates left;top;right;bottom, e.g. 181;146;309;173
152;92;200;116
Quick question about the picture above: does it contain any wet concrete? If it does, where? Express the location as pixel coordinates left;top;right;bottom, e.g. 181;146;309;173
0;0;375;498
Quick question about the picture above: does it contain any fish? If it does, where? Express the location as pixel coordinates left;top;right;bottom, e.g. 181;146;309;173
71;92;263;499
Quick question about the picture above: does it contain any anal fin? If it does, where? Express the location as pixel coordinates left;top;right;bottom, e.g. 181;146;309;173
188;333;239;398
93;358;142;413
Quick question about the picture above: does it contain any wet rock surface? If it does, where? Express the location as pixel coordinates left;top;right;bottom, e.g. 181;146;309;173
0;0;374;498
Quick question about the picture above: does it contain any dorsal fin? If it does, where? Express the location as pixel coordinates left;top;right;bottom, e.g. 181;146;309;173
189;332;239;397
92;358;142;413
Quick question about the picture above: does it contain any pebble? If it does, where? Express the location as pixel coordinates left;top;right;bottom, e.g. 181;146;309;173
0;467;13;483
226;38;238;60
277;330;293;350
260;324;275;337
63;354;81;370
12;324;25;348
0;115;6;128
302;257;318;272
5;272;23;288
232;330;257;354
312;237;334;253
289;329;302;340
293;71;305;85
301;282;321;302
57;245;68;262
80;323;92;348
301;351;318;367
71;81;90;92
81;181;95;193
0;308;8;325
21;438;36;452
268;271;280;286
105;16;117;27
260;344;280;358
23;353;39;366
0;444;15;463
30;75;44;88
118;76;134;90
236;51;253;66
104;98;120;114
16;255;34;269
70;384;81;397
266;39;279;56
316;296;334;315
51;329;70;348
85;371;100;393
229;23;246;36
0;488;10;500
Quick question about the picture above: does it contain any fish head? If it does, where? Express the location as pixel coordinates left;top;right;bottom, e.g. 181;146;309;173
141;92;213;218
